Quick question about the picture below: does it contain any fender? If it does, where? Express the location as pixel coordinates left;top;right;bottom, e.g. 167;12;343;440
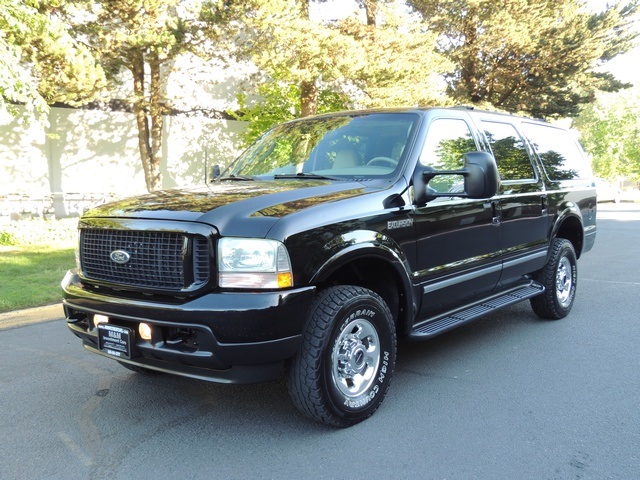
309;229;417;329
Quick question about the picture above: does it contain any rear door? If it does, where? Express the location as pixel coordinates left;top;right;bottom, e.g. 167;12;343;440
477;117;549;282
412;113;502;317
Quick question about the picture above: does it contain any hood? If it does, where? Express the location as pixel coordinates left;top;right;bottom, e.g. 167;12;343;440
83;180;375;237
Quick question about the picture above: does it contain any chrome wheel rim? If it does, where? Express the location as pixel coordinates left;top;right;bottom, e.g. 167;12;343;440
556;256;573;307
331;318;380;398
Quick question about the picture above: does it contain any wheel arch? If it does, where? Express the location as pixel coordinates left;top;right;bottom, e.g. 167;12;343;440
552;205;585;259
309;242;415;337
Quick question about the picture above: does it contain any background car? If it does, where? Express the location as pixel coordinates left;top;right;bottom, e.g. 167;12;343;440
596;178;622;203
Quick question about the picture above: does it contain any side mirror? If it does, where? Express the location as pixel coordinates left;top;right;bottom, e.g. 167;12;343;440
413;151;499;204
462;152;499;199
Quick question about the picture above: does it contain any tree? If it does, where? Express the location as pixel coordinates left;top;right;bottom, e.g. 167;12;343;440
0;0;104;120
234;0;450;145
573;86;640;182
230;0;363;144
407;0;640;119
337;3;451;109
240;0;363;116
52;0;245;192
58;0;188;192
234;78;348;146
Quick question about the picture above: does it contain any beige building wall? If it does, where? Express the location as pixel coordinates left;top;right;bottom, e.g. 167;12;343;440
0;106;247;217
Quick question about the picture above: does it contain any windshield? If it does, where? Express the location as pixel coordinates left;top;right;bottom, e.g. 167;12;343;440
224;113;419;180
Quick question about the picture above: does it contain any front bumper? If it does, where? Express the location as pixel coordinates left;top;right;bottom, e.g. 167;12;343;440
62;270;316;384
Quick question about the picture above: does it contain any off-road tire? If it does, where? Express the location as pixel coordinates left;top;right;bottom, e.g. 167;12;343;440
530;238;578;320
287;285;396;427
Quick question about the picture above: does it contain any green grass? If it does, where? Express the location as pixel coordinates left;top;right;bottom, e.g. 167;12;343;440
0;219;77;313
0;244;75;313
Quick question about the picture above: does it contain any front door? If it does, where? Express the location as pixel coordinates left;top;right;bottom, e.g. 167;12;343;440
412;116;502;318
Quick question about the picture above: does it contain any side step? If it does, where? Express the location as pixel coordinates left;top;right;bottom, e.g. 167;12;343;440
408;282;544;340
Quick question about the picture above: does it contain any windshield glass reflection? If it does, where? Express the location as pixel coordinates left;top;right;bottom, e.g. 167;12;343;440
224;113;419;180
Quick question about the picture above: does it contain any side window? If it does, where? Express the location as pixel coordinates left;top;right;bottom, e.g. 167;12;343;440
482;121;535;182
420;118;477;193
522;123;590;180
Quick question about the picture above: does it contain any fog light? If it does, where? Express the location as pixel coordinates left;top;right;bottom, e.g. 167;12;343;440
94;314;109;327
138;323;152;341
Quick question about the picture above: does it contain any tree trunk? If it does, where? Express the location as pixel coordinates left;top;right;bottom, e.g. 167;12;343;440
130;51;163;192
300;80;317;117
363;0;377;26
148;53;163;191
459;20;482;104
298;0;317;118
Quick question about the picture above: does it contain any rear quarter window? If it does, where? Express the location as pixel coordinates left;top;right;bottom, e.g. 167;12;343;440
521;123;591;180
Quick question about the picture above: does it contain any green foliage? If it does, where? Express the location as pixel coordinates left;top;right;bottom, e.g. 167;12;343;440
0;218;78;246
0;230;17;246
228;115;352;175
233;0;363;125
3;0;637;189
408;0;640;119
573;86;640;182
51;0;246;192
233;79;348;146
490;136;535;181
0;0;105;120
337;4;452;108
245;1;363;85
0;41;47;119
234;0;451;142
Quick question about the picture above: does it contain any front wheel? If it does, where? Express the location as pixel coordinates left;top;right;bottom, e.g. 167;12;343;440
530;238;578;320
287;286;396;427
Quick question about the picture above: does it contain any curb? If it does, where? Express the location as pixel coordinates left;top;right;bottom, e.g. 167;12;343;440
0;303;64;331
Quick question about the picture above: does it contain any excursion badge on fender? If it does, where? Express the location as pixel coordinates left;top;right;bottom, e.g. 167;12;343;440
110;250;131;264
387;218;414;230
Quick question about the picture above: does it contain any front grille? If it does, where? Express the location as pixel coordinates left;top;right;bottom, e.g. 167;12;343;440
193;235;210;284
80;229;210;291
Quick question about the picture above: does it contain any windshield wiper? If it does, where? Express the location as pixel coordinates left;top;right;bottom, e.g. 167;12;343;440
273;172;341;181
219;174;254;181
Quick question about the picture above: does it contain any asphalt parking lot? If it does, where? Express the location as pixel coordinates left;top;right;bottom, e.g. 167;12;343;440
1;202;639;479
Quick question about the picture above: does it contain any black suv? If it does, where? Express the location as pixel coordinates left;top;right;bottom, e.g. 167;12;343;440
63;107;596;427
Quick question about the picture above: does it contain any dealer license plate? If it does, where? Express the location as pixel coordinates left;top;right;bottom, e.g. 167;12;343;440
98;324;132;359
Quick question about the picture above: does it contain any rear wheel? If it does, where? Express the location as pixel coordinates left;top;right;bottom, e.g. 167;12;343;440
530;238;577;319
287;285;396;427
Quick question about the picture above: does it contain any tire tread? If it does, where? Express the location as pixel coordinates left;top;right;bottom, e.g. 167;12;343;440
530;238;577;320
287;285;395;427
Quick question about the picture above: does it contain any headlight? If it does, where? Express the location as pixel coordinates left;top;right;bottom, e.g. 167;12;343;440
218;238;293;289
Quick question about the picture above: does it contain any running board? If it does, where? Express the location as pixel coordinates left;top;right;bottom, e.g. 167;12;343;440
408;282;544;340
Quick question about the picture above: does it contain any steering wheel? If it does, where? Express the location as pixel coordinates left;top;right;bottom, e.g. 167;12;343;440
366;157;397;168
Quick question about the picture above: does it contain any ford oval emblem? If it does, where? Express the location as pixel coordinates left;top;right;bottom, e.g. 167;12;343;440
110;250;131;264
